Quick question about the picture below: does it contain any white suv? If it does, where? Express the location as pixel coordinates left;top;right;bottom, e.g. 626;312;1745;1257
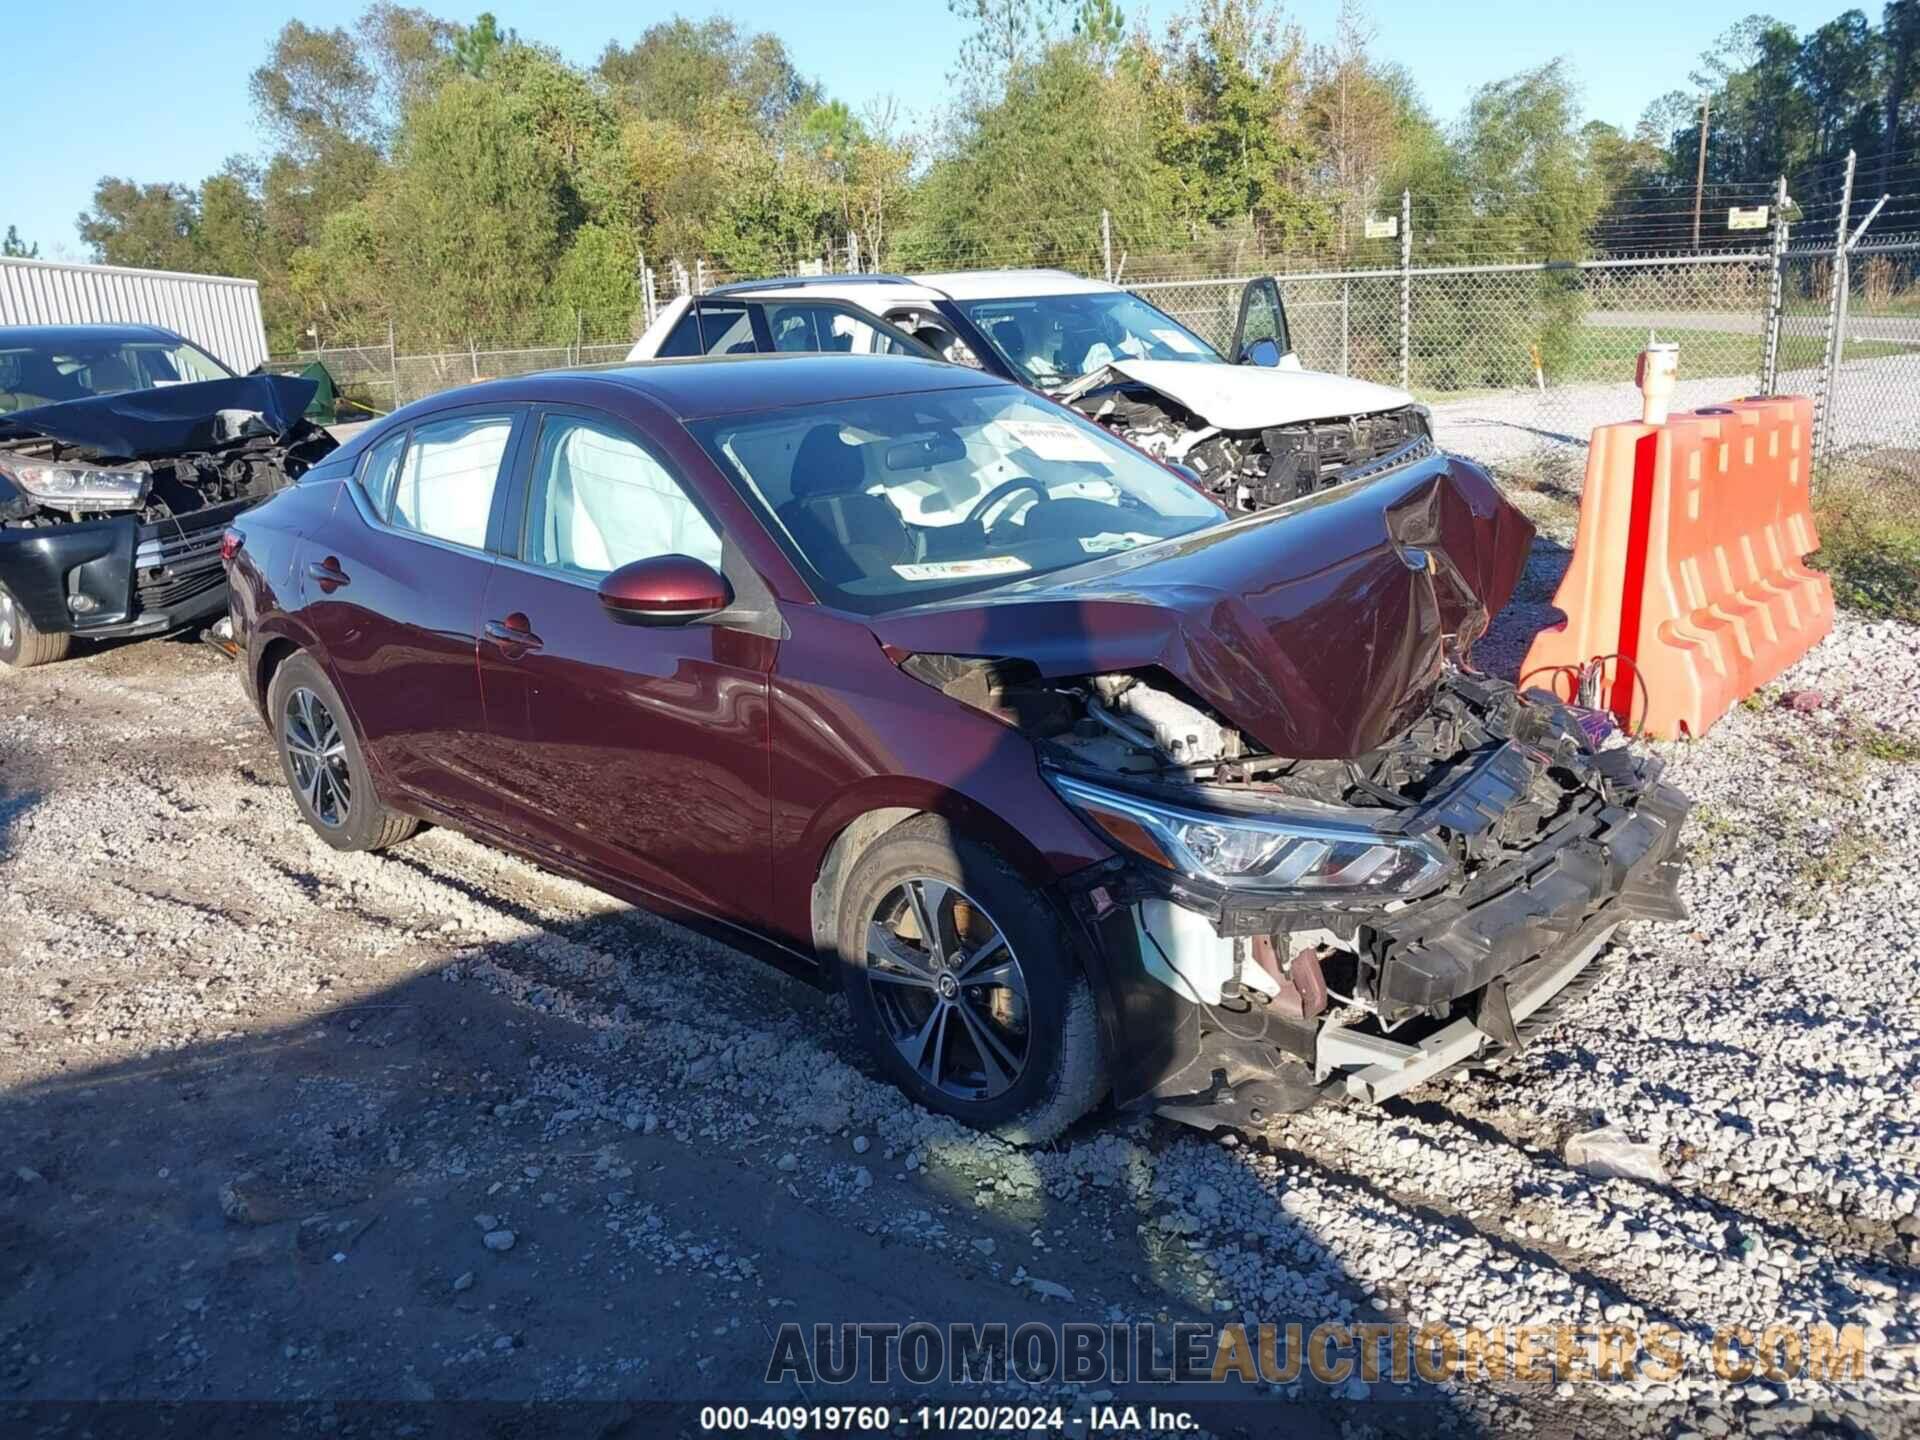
628;269;1430;513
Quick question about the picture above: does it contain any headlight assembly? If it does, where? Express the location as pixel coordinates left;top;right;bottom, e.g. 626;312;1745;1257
1045;770;1452;900
2;459;150;513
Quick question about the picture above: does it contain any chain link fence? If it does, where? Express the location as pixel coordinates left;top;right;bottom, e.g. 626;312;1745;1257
273;175;1920;529
1126;246;1919;516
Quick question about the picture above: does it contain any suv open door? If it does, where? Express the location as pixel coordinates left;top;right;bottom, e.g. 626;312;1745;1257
1230;277;1296;369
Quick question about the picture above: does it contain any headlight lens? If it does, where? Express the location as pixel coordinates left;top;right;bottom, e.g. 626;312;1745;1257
2;460;150;513
1046;771;1452;899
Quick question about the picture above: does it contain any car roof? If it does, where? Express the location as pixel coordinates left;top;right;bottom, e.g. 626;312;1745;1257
703;268;1123;307
705;274;951;306
910;269;1120;300
0;322;190;350
365;355;1009;438
590;353;1012;419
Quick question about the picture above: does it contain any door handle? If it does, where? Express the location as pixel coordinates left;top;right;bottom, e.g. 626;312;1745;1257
484;614;543;653
306;557;350;592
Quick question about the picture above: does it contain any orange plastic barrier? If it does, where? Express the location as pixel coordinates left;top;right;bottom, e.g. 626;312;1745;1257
1520;395;1830;739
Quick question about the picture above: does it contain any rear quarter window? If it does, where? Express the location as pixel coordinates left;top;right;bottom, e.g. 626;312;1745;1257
356;429;409;515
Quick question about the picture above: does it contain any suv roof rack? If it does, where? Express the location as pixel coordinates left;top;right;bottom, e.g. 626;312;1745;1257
706;274;919;296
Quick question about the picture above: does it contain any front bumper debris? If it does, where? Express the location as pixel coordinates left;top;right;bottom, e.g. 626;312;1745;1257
0;503;242;640
1320;917;1617;1103
1060;686;1692;1133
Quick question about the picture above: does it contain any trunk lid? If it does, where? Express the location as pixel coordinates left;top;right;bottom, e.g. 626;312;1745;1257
869;453;1535;759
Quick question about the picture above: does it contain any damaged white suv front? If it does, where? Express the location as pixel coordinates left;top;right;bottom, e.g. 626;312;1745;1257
629;270;1431;515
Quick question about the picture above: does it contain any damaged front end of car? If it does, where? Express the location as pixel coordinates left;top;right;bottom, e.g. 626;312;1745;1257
880;451;1689;1131
1057;360;1434;514
908;655;1690;1130
0;375;334;647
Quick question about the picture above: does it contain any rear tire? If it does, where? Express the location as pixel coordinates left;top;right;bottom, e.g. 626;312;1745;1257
268;652;418;852
0;584;72;670
837;815;1106;1144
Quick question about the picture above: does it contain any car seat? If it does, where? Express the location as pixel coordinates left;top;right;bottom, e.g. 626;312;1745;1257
778;424;911;584
84;353;140;396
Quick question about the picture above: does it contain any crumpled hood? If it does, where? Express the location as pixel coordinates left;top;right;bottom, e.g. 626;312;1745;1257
870;453;1535;759
0;375;320;460
1063;359;1415;432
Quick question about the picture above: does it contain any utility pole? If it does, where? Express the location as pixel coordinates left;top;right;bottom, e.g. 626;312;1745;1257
1692;92;1711;250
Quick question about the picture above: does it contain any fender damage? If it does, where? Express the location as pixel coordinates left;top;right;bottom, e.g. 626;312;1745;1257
878;452;1690;1128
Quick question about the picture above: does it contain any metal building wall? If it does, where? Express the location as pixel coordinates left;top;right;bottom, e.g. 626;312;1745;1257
0;257;270;373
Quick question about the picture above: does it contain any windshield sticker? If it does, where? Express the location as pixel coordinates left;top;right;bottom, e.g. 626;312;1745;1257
891;557;1032;582
1078;531;1158;554
993;419;1108;464
1151;327;1207;355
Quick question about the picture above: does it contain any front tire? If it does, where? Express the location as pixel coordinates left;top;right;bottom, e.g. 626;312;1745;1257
268;652;418;852
0;583;72;670
837;815;1106;1143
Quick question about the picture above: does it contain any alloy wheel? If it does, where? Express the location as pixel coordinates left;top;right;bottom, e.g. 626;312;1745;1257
866;877;1031;1101
0;589;16;654
283;686;352;829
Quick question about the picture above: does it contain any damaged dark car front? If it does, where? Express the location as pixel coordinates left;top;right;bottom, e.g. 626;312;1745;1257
0;325;335;668
872;450;1689;1131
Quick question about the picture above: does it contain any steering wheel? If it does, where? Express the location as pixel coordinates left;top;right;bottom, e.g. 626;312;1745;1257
965;477;1048;531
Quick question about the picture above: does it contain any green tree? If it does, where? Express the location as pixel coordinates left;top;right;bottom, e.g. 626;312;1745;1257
77;180;200;271
598;20;817;136
375;74;570;344
1156;0;1326;242
1798;10;1882;158
1;226;38;259
902;35;1174;272
451;11;515;77
1883;0;1920;190
947;0;1068;98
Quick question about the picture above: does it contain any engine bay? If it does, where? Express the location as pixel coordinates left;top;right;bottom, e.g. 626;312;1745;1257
901;648;1683;1042
1067;383;1433;513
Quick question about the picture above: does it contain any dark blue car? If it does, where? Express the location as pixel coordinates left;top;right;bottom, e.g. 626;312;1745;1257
0;323;334;668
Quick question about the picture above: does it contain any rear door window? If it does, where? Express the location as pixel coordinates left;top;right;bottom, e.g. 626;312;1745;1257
762;302;924;356
657;301;756;357
385;412;516;550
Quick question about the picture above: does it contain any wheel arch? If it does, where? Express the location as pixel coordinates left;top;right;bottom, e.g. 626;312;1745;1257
255;635;302;720
802;783;1088;980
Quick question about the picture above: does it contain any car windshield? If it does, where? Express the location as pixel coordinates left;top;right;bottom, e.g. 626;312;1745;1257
690;384;1224;614
0;337;233;413
954;292;1222;389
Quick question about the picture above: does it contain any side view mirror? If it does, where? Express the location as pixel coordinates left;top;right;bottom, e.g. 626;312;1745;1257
1242;337;1284;368
597;554;732;626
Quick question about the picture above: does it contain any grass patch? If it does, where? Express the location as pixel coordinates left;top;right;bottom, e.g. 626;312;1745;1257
1810;474;1920;624
1793;825;1876;913
1858;729;1920;764
1556;326;1910;385
1687;802;1745;860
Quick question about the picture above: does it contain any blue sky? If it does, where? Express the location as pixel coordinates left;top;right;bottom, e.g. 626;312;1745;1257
4;0;1858;261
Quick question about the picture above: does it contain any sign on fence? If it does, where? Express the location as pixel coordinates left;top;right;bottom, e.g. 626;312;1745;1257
1728;206;1770;231
1364;215;1399;240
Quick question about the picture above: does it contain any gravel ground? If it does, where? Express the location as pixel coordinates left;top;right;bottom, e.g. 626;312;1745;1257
1;546;1917;1435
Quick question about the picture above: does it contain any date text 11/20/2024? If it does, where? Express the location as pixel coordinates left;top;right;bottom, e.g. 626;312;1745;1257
697;1406;1195;1432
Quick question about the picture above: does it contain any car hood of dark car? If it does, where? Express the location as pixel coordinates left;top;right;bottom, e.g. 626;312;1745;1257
868;454;1537;760
0;374;321;460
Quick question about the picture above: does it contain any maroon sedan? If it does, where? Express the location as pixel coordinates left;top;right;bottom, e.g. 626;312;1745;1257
226;354;1688;1140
